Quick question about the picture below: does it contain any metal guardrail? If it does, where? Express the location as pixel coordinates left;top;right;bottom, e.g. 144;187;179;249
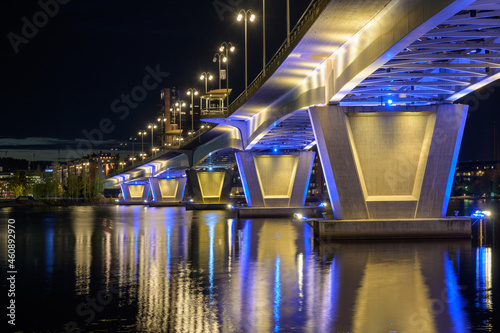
228;0;329;115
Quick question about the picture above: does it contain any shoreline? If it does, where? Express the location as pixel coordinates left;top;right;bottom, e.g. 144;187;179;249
0;198;112;208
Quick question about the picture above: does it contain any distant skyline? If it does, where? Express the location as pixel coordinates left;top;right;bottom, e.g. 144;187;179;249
1;0;500;162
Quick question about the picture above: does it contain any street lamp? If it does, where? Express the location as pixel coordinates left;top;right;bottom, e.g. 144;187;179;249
157;116;167;146
186;88;199;132
213;53;225;89
175;100;186;132
138;130;147;159
147;123;157;154
219;42;235;109
200;72;213;93
129;137;137;157
237;9;255;96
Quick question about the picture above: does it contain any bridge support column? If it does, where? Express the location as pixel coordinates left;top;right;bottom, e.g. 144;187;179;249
235;151;315;208
149;177;186;203
120;182;151;204
186;169;234;204
309;104;468;220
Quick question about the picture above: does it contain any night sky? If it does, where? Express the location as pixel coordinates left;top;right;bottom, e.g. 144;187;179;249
1;0;499;162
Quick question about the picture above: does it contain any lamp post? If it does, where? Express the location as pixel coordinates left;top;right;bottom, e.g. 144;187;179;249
237;9;255;96
157;116;167;146
200;72;213;93
213;53;225;89
219;42;235;109
147;123;157;155
129;137;137;157
175;100;186;132
286;0;290;47
263;0;266;76
138;130;147;159
187;88;199;132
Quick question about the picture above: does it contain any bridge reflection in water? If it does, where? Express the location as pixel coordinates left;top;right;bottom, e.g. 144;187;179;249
6;206;493;332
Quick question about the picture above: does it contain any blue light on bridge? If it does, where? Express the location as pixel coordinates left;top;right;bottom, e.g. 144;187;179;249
273;148;278;152
472;210;491;218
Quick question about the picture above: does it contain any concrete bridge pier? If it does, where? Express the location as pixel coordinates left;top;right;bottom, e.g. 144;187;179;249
120;181;151;205
185;169;234;209
235;151;318;217
148;177;187;206
308;104;471;239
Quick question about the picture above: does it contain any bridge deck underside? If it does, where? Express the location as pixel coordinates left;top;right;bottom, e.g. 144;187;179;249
342;1;500;105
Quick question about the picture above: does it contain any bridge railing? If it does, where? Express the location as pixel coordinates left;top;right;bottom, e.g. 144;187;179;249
228;0;329;115
105;150;178;179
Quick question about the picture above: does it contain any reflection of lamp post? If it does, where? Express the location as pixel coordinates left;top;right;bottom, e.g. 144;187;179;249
186;88;199;132
237;9;255;96
147;123;157;154
219;42;235;108
200;72;213;93
138;130;147;158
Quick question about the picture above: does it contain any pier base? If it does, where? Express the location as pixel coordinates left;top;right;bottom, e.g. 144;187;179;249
237;206;320;218
307;217;471;240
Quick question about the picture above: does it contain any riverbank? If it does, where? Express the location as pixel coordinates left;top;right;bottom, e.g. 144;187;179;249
0;198;112;208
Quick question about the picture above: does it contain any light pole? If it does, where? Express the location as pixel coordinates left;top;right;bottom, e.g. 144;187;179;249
237;9;255;96
129;137;137;157
175;100;186;132
263;0;266;76
157;116;167;147
187;88;199;132
286;0;290;47
147;123;157;155
200;72;213;93
138;130;147;158
219;42;235;109
213;53;225;89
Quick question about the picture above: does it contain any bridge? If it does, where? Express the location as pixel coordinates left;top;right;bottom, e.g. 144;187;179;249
106;0;500;237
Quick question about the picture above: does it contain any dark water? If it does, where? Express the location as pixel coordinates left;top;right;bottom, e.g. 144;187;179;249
0;200;498;332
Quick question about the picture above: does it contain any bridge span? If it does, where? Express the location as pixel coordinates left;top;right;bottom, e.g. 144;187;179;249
106;0;500;236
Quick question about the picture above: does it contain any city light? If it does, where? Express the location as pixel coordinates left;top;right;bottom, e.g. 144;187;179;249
472;210;491;218
293;213;307;220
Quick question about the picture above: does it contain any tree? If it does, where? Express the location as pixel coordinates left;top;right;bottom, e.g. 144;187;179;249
9;171;27;197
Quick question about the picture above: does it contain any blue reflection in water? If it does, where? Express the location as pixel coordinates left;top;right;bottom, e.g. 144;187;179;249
166;224;172;281
240;222;251;283
475;246;493;316
45;220;54;277
274;254;281;332
303;222;312;256
320;257;339;332
444;254;468;332
208;221;216;298
132;207;141;280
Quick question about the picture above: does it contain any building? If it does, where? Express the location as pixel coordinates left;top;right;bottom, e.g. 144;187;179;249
452;160;500;197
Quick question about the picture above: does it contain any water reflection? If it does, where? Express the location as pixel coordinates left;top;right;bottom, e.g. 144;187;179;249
72;208;93;296
0;206;496;332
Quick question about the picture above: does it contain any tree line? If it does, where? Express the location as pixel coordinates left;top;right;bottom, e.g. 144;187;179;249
8;164;104;201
